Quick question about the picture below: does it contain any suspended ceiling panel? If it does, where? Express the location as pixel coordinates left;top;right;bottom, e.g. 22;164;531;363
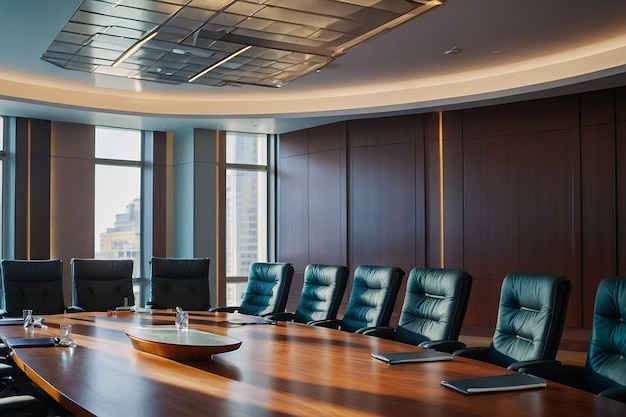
41;0;442;88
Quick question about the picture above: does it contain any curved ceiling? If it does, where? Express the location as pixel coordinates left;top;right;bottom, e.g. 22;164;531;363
1;0;625;133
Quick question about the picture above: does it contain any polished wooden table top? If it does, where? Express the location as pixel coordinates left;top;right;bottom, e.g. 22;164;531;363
2;311;624;417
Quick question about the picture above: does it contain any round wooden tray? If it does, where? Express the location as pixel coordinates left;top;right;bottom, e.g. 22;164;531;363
126;327;242;361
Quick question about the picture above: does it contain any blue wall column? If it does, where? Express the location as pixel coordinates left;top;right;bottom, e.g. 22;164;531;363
172;128;224;307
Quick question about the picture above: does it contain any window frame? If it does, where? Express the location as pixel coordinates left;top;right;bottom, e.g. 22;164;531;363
224;132;274;300
94;126;145;305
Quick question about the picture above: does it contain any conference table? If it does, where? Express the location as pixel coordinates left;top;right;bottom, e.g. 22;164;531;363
1;310;624;417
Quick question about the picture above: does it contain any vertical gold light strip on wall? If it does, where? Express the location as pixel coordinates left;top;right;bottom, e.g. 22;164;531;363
439;112;444;267
26;121;31;259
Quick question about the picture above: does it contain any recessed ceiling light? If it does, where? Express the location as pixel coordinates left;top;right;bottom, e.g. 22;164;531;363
444;47;463;56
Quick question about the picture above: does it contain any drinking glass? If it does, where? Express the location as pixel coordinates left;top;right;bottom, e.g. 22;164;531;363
59;324;76;347
176;312;189;331
22;309;33;327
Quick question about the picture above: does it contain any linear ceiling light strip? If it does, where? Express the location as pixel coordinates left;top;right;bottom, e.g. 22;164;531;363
188;45;253;83
112;31;158;67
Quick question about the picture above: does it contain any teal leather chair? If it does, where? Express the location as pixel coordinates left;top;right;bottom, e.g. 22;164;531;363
520;277;626;403
357;267;472;352
149;257;211;310
271;264;349;323
453;271;571;370
211;262;294;316
71;258;134;311
310;265;405;332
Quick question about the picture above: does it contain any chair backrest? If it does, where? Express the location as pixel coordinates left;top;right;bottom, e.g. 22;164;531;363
293;264;349;323
584;276;626;392
341;265;405;333
238;262;294;316
1;259;66;316
72;258;134;312
488;271;571;367
394;267;473;346
149;257;211;310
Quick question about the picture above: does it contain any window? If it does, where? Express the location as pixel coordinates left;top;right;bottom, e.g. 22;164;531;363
94;127;142;300
225;132;268;305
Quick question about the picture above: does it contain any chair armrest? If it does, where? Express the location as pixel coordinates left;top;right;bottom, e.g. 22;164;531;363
309;319;341;329
208;306;240;313
452;346;490;360
0;394;48;416
65;306;84;313
516;361;583;381
599;386;626;403
509;359;561;372
265;312;295;322
354;327;395;340
0;310;6;317
419;340;466;353
0;363;15;378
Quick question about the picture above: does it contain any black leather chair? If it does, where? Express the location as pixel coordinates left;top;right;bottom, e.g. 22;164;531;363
148;257;211;310
519;276;626;403
0;260;67;317
71;258;134;311
310;265;405;332
271;264;349;323
453;271;571;370
0;395;48;416
356;267;472;353
210;262;294;316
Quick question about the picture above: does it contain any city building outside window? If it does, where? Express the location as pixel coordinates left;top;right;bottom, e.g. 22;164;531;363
94;127;142;300
225;132;268;305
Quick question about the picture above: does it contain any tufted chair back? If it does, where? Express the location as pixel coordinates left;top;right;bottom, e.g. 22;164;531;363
1;259;66;316
340;265;405;333
72;258;134;311
238;262;294;316
293;264;349;323
394;267;473;346
487;272;571;367
583;276;626;393
149;257;211;310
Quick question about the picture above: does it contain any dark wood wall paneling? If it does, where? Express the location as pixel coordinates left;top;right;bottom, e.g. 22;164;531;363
348;115;424;322
439;111;465;268
277;87;626;330
580;90;617;327
278;123;348;309
29;120;52;259
307;123;347;267
278;128;309;309
50;122;95;301
14;118;52;260
14;118;29;259
152;131;168;257
348;115;421;272
462;96;582;327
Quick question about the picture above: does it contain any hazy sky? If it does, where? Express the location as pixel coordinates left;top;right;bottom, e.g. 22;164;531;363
94;127;141;250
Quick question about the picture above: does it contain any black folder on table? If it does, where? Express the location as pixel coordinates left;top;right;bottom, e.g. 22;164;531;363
3;337;58;349
441;372;547;394
371;350;453;364
0;318;26;325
